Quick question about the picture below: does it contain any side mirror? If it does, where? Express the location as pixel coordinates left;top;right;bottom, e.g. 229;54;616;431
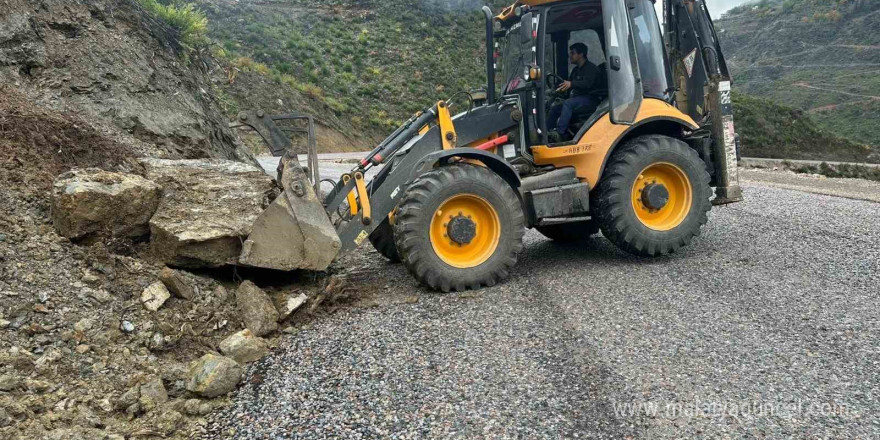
520;12;534;45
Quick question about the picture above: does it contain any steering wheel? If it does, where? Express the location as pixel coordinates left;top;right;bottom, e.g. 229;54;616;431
546;73;565;91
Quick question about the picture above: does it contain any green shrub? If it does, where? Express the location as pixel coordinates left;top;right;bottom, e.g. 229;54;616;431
136;0;208;48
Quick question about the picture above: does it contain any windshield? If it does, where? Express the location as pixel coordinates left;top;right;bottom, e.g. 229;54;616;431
631;0;671;99
498;24;526;94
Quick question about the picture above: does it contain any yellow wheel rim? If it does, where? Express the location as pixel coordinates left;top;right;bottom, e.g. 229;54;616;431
631;162;693;231
429;194;501;268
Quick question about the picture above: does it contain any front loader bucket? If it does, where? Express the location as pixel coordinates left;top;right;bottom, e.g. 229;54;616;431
239;154;341;271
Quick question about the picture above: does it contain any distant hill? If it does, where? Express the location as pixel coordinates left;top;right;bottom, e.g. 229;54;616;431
716;0;880;153
197;0;877;163
197;0;508;150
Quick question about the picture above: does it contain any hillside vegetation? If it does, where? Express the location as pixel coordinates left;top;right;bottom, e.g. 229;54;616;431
194;0;876;162
733;92;875;163
197;0;507;149
716;0;880;149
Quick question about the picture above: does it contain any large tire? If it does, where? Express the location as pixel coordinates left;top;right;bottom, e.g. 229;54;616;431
393;164;525;292
536;220;600;242
593;135;711;257
369;218;400;262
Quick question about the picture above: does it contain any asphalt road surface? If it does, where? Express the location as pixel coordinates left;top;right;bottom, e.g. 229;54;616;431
210;161;879;439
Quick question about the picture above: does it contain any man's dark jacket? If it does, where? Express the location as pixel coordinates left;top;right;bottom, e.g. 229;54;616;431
569;61;607;99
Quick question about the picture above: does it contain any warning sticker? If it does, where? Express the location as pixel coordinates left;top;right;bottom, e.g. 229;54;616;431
354;230;369;246
683;48;697;78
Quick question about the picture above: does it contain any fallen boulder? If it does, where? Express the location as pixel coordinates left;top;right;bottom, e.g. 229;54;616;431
141;282;171;312
186;353;242;398
219;329;269;364
235;281;278;336
158;267;195;300
51;168;161;240
140;159;276;268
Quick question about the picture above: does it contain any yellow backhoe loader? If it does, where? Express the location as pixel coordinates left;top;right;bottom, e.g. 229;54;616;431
232;0;743;292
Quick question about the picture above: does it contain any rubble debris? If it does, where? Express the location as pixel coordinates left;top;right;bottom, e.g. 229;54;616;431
141;282;172;312
141;159;276;268
139;377;169;413
278;292;309;320
51;169;161;240
159;267;195;300
219;329;269;364
235;281;279;336
186;353;243;398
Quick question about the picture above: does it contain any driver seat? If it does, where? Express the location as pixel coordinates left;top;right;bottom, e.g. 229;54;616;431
564;63;609;139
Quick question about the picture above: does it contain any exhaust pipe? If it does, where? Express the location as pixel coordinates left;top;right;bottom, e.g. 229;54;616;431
482;6;495;104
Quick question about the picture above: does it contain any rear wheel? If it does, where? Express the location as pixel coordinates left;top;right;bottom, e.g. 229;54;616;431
536;220;600;242
369;218;399;262
393;164;524;292
593;135;711;257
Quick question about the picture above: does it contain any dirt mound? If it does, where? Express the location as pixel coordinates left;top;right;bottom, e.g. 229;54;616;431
0;0;253;163
0;86;138;195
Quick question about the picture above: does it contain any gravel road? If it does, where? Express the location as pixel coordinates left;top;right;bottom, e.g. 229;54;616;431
207;169;879;439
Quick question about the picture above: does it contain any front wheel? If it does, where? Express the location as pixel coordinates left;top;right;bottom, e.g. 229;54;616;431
593;135;712;257
393;164;525;292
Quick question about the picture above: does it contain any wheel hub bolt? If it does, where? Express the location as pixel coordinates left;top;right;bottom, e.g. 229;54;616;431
641;183;670;210
446;215;476;245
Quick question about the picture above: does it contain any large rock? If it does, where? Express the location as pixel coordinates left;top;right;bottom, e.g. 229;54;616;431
235;281;278;336
51;168;161;239
218;329;269;364
185;354;242;398
141;159;277;268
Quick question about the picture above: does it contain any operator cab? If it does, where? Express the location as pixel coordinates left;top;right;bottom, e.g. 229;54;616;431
497;0;672;147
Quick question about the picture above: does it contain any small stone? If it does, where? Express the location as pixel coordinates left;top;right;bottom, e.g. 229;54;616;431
198;402;213;415
0;374;22;391
158;267;194;300
37;291;50;303
25;379;52;393
114;386;140;410
219;329;269;364
235;281;278;336
213;285;230;302
0;233;7;243
96;397;114;413
183;399;201;415
0;406;10;427
186;353;242;398
278;293;308;320
153;408;183;436
75;344;91;354
139;377;168;412
120;320;135;333
81;271;100;284
141;282;171;312
0;319;10;329
89;289;113;304
74;318;95;333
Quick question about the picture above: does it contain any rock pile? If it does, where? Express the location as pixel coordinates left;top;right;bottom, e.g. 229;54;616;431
1;159;317;440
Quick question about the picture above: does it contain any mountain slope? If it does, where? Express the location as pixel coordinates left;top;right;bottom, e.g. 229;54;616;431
198;0;507;150
716;0;880;149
